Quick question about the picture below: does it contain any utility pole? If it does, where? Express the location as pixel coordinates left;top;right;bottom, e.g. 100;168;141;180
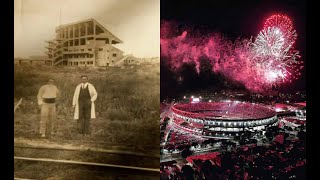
59;7;62;26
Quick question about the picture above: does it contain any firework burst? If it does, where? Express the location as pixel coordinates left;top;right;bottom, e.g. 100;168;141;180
252;14;301;84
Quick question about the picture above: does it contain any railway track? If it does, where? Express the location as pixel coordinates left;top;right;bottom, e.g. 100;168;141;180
14;137;159;158
14;145;159;179
14;144;159;158
15;156;159;172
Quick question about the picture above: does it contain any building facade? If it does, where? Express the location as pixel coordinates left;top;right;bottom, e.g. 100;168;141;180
14;57;52;66
46;19;124;66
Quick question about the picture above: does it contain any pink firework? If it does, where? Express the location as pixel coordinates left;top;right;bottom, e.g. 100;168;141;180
259;14;298;58
252;14;301;84
262;14;298;57
264;15;296;39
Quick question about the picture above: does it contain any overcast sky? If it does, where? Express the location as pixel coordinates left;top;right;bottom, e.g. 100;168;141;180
14;0;160;58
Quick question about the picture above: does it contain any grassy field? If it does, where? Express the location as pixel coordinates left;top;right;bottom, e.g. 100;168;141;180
14;62;160;152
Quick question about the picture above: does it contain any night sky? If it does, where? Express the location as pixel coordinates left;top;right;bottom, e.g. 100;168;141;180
160;0;306;99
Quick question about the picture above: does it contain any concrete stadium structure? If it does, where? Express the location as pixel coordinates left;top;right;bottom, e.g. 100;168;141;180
46;19;125;66
170;101;278;138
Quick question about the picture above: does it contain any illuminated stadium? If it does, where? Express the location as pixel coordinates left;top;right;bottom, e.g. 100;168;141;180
170;101;278;138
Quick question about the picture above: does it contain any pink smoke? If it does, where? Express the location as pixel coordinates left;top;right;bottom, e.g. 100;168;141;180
160;20;302;93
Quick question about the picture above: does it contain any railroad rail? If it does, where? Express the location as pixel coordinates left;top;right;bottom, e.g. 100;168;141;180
14;141;160;179
14;156;159;172
14;137;160;158
14;144;159;158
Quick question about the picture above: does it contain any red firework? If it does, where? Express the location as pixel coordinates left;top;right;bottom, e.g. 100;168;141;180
263;14;297;47
264;14;293;31
254;14;301;84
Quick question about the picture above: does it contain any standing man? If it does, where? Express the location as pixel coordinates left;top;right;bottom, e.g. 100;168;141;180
37;79;60;138
72;75;98;135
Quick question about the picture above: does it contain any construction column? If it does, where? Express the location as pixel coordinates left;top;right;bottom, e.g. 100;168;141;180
72;25;75;47
93;21;96;66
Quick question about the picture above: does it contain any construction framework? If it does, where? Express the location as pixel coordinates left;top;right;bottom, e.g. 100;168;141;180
46;19;124;66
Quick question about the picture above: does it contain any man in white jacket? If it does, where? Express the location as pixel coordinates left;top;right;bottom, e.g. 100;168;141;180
72;75;97;135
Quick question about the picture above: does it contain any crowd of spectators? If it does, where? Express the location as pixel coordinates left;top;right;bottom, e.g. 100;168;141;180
164;131;204;151
161;122;306;179
161;138;305;179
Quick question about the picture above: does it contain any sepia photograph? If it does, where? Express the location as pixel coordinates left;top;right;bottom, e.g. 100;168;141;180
14;0;160;179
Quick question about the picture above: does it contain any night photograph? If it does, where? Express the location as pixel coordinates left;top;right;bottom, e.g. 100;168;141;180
160;0;306;179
